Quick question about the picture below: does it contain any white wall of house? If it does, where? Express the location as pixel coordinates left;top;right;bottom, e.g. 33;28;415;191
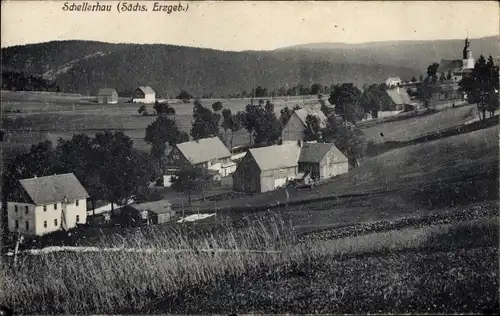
132;94;155;104
377;110;402;118
8;199;87;236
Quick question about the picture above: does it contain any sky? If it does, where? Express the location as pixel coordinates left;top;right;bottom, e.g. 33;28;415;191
1;1;498;50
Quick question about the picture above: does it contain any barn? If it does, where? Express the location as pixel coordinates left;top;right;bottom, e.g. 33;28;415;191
131;86;156;104
97;88;118;104
298;142;349;181
232;143;301;193
281;105;327;143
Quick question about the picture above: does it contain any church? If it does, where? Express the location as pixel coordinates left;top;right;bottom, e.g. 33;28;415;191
437;38;475;82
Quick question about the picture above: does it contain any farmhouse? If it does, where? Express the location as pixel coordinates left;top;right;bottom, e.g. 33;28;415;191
232;140;349;193
232;143;300;193
385;77;402;87
166;137;235;177
131;86;156;104
437;38;475;82
281;105;328;143
97;88;118;104
381;86;417;117
7;173;89;236
298;142;349;181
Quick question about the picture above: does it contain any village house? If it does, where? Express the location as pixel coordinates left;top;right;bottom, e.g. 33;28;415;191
298;142;349;181
385;77;402;87
166;137;236;181
281;105;328;143
232;141;348;193
97;88;119;104
232;142;300;193
379;86;418;118
7;173;89;236
131;86;156;104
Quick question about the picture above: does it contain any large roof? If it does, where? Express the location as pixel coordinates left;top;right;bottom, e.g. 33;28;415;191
138;86;155;95
176;137;231;165
18;173;89;205
298;142;347;164
294;106;328;128
438;59;463;73
249;143;301;171
386;87;412;105
128;200;173;215
98;88;117;96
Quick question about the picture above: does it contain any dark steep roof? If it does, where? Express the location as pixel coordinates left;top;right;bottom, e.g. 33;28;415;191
438;59;463;73
18;173;89;205
98;88;117;96
176;137;231;165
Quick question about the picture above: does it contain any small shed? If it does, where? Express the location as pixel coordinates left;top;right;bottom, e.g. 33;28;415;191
123;200;175;225
97;88;119;104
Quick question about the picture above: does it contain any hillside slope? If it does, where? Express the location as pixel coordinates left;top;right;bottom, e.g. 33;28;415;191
276;36;499;72
3;40;418;97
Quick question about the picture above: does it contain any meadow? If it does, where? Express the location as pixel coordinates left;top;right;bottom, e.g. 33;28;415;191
1;91;318;153
0;207;497;314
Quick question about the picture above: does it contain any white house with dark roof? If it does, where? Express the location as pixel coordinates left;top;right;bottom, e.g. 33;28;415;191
7;173;89;236
385;77;402;87
232;141;348;193
281;105;328;143
166;137;235;178
131;86;156;104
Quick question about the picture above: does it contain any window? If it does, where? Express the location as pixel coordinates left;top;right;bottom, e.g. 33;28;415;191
173;155;179;160
54;219;58;227
43;205;47;212
44;221;47;228
15;220;19;229
76;215;80;223
25;221;29;230
54;203;58;210
15;205;18;213
25;206;29;214
76;200;79;207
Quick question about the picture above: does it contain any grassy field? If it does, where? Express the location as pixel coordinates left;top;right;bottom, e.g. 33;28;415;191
1;91;319;153
185;125;499;212
0;210;497;314
360;104;479;144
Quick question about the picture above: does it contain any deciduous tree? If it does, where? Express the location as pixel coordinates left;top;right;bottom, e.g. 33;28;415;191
171;167;212;205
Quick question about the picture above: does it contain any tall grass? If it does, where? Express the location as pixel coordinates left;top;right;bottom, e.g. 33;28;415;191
0;214;497;314
0;214;301;314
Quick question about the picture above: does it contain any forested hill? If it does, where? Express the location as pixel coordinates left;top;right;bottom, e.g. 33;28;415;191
1;40;417;97
2;36;496;97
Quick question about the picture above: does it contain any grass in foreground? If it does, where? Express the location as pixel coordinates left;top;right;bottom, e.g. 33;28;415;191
0;212;497;314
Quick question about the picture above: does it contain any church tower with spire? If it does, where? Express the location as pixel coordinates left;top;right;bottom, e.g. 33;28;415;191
462;38;475;70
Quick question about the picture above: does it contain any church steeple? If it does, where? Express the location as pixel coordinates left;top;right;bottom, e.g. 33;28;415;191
462;38;470;59
462;37;474;69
